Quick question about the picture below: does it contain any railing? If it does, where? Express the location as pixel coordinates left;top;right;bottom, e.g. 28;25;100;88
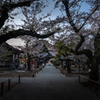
79;74;100;96
0;75;20;96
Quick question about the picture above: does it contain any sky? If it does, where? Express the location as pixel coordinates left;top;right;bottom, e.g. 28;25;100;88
7;38;25;46
6;0;90;46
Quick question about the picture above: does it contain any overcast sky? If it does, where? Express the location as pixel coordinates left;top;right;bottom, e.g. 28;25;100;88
6;0;90;46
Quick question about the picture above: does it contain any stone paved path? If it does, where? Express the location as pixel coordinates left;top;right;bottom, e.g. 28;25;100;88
0;65;100;100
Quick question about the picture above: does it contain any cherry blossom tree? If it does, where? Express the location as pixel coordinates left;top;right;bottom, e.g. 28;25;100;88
0;0;60;44
18;35;48;70
49;0;100;81
0;0;99;81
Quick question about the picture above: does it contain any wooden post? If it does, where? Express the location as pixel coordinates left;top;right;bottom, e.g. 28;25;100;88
89;80;91;91
79;74;80;83
94;82;97;94
1;82;4;96
65;73;67;77
8;79;10;91
19;75;20;83
79;65;80;74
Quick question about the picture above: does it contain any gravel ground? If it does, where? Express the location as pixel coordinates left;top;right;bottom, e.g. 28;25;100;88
0;65;100;100
0;70;34;77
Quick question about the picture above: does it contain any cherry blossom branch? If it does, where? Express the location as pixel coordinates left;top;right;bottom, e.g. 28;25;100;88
75;49;93;61
62;0;79;33
0;8;8;29
0;29;59;44
79;5;100;31
10;1;33;9
0;0;34;29
75;35;85;52
63;43;93;61
69;0;77;9
62;0;100;33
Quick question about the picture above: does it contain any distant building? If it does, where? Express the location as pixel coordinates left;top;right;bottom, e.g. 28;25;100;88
0;42;22;69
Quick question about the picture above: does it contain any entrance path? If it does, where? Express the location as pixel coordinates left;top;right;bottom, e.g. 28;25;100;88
0;65;100;100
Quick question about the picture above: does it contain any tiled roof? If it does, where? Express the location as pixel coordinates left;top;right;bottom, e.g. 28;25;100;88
0;42;21;54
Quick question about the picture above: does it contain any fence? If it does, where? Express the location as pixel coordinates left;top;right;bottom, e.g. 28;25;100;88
79;74;100;96
0;75;20;96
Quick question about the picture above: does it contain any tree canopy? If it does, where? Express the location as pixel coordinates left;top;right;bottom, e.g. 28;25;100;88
0;0;100;80
0;0;61;44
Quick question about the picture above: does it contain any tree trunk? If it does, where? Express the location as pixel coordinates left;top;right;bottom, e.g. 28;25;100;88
89;33;100;81
27;54;31;70
89;59;99;81
66;59;71;73
27;60;30;70
61;59;63;69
